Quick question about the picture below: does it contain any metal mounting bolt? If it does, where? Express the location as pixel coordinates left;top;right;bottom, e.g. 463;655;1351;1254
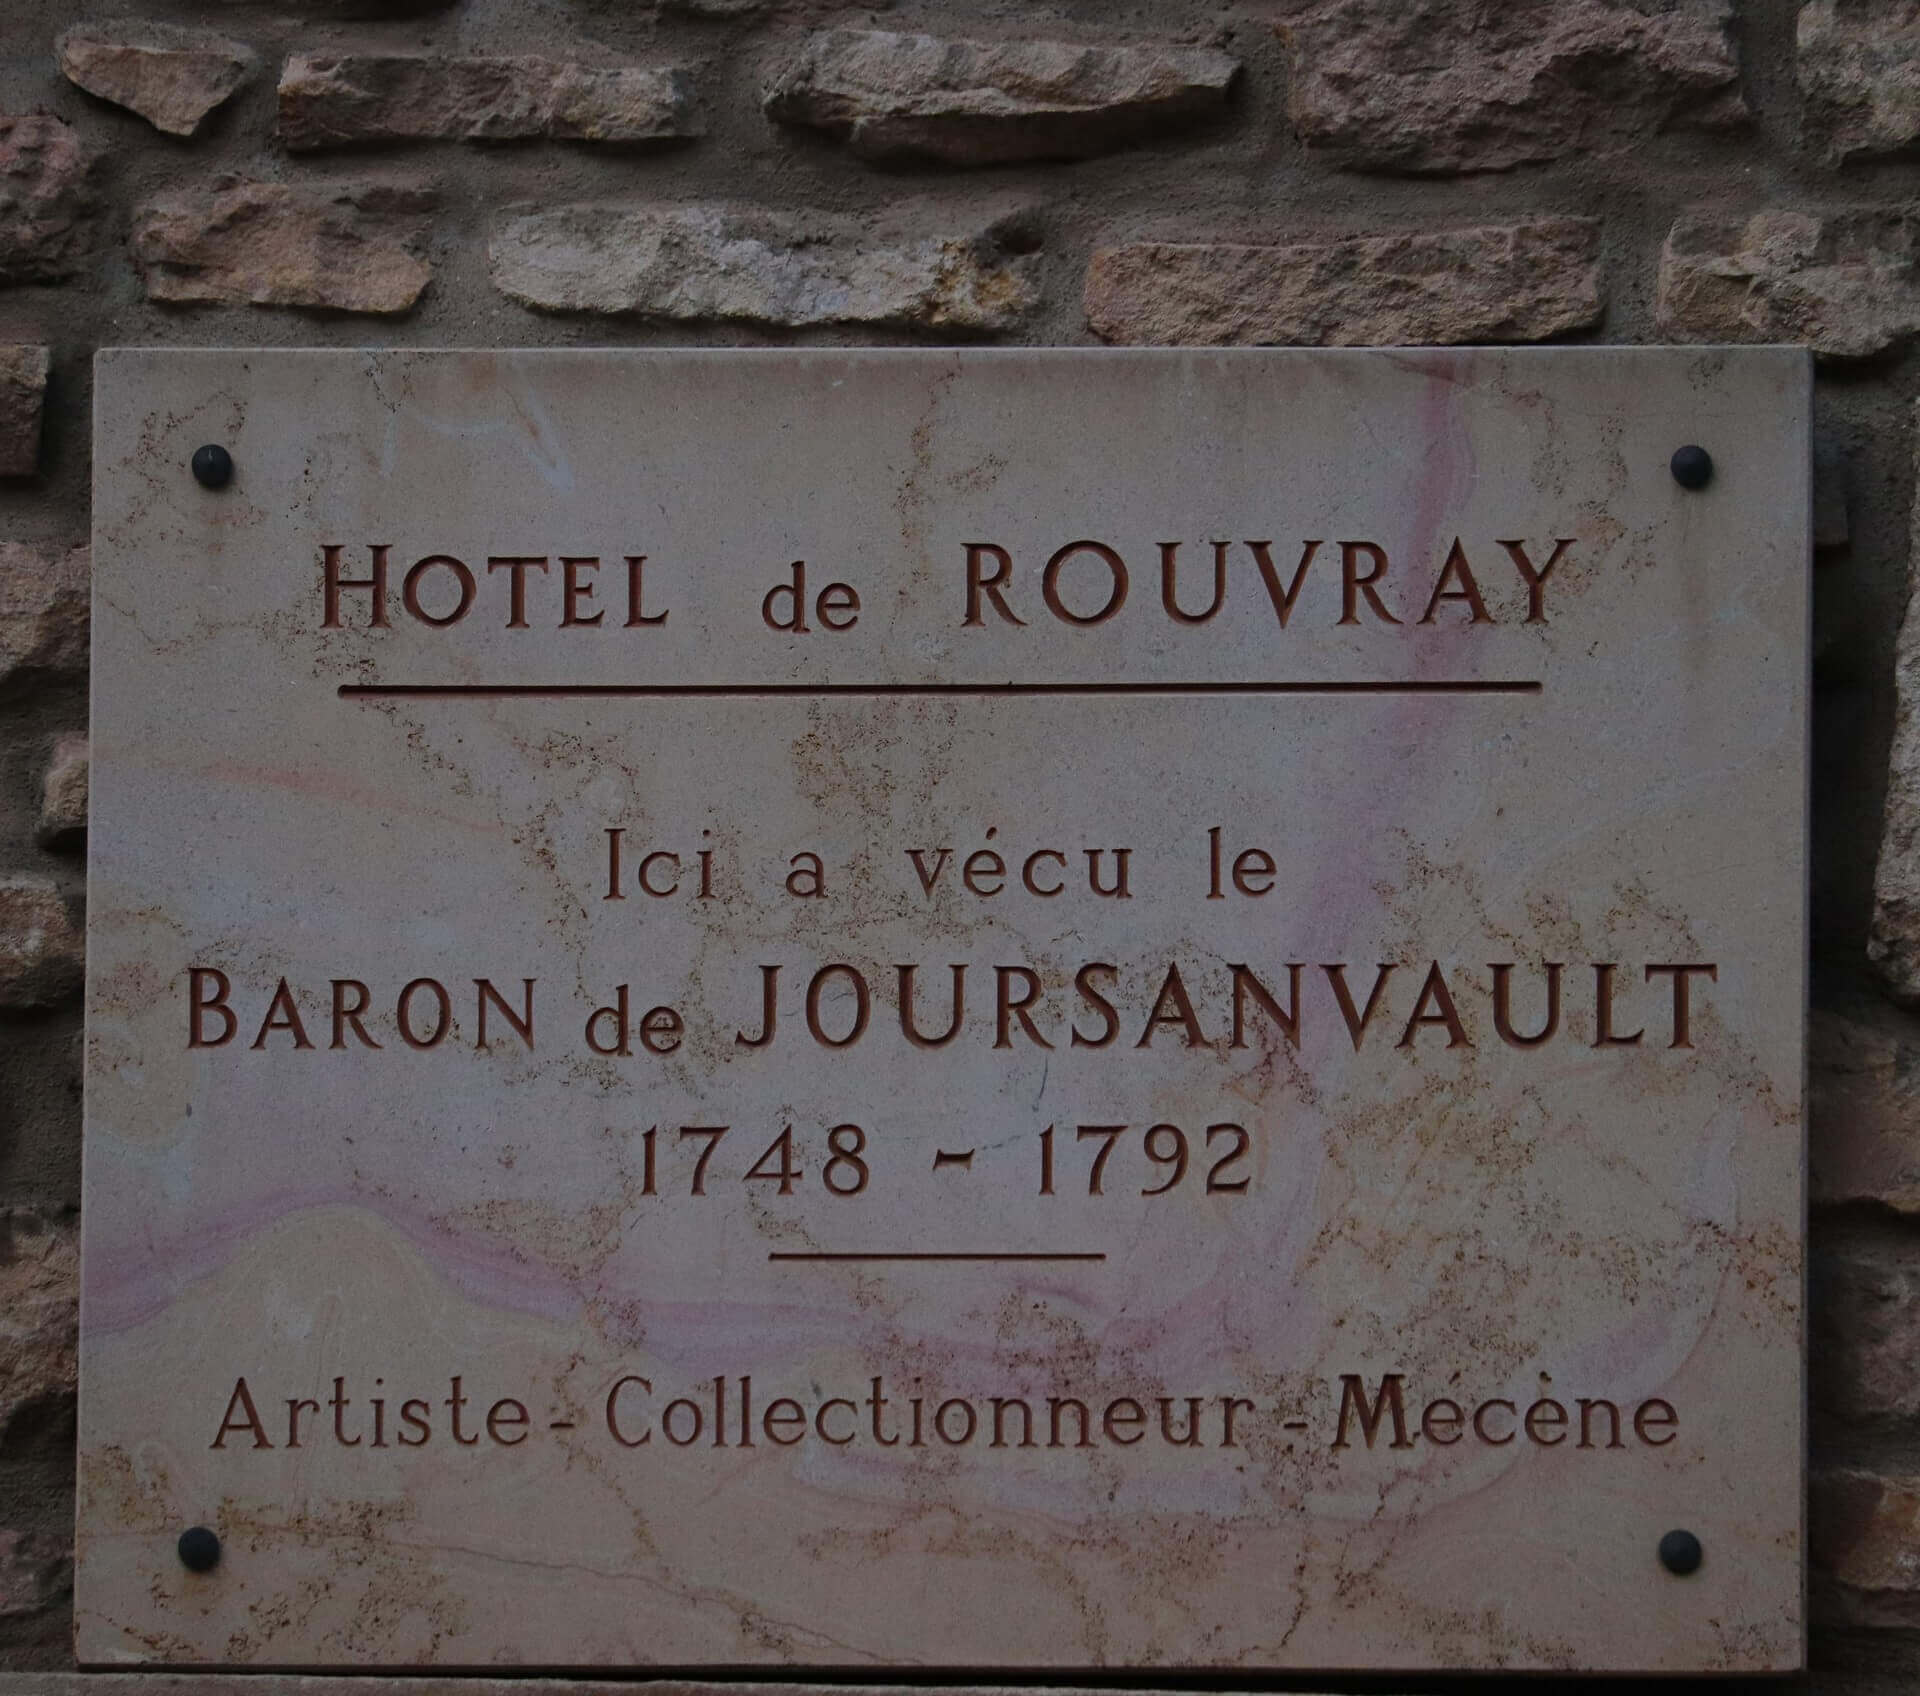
190;444;233;490
1658;1528;1702;1576
1670;445;1713;491
176;1525;221;1573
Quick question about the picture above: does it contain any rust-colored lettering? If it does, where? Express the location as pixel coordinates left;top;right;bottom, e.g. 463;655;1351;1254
1159;541;1226;624
817;582;860;631
1339;542;1400;625
329;979;380;1049
933;1399;975;1445
1578;1397;1624;1450
1324;963;1397;1050
624;556;668;626
1473;1398;1516;1445
487;1398;529;1445
1247;540;1320;628
1594;962;1643;1047
735;965;777;1049
251;978;314;1050
1422;1396;1463;1446
1634;1398;1678;1446
402;554;476;627
1491;962;1561;1047
805;964;871;1048
1333;1373;1412;1449
322;543;390;629
995;966;1052;1049
1071;963;1119;1048
1498;537;1574;623
1397;962;1469;1048
1525;1394;1568;1445
1047;1396;1093;1448
476;978;534;1050
898;964;965;1048
486;555;549;627
962;544;1024;626
639;1004;682;1055
189;966;236;1047
560;556;603;626
1137;964;1205;1048
605;1376;651;1447
1103;1397;1146;1445
1230;962;1301;1048
397;977;452;1049
990;1397;1035;1448
1418;538;1493;624
1646;962;1717;1048
762;1398;805;1445
1042;541;1127;626
212;1377;271;1450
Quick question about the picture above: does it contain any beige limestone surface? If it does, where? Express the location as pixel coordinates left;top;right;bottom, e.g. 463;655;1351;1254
78;348;1808;1673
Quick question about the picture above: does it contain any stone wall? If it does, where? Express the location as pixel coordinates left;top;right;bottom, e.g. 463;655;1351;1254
0;0;1911;1687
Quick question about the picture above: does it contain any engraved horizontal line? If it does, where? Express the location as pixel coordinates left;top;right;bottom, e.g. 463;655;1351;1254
338;680;1542;700
768;1251;1107;1263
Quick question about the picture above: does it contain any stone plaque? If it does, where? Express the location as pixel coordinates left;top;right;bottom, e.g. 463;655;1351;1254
78;348;1808;1673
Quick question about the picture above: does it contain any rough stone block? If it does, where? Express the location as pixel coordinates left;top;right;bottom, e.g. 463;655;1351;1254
1811;1003;1920;1210
57;24;256;138
0;879;82;1011
1814;1469;1920;1626
1276;0;1744;174
0;543;87;691
0;1531;69;1621
1084;218;1602;346
279;54;699;149
209;0;454;13
0;115;97;284
490;205;1038;330
37;733;86;851
0;346;48;479
1800;0;1920;160
764;29;1238;164
1873;430;1920;1004
0;1211;76;1436
132;178;435;313
1658;207;1920;360
1814;1228;1920;1424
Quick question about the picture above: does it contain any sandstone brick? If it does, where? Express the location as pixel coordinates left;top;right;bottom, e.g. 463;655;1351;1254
1084;218;1602;347
0;543;87;693
0;1211;76;1439
37;733;86;852
57;24;256;138
0;1531;68;1621
764;29;1238;165
1814;1230;1920;1422
132;178;434;314
491;205;1038;331
279;54;699;150
1814;1469;1920;1625
1276;0;1745;174
0;880;82;1011
1658;208;1920;360
0;115;97;284
1799;0;1920;160
0;347;47;480
1811;1003;1920;1210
